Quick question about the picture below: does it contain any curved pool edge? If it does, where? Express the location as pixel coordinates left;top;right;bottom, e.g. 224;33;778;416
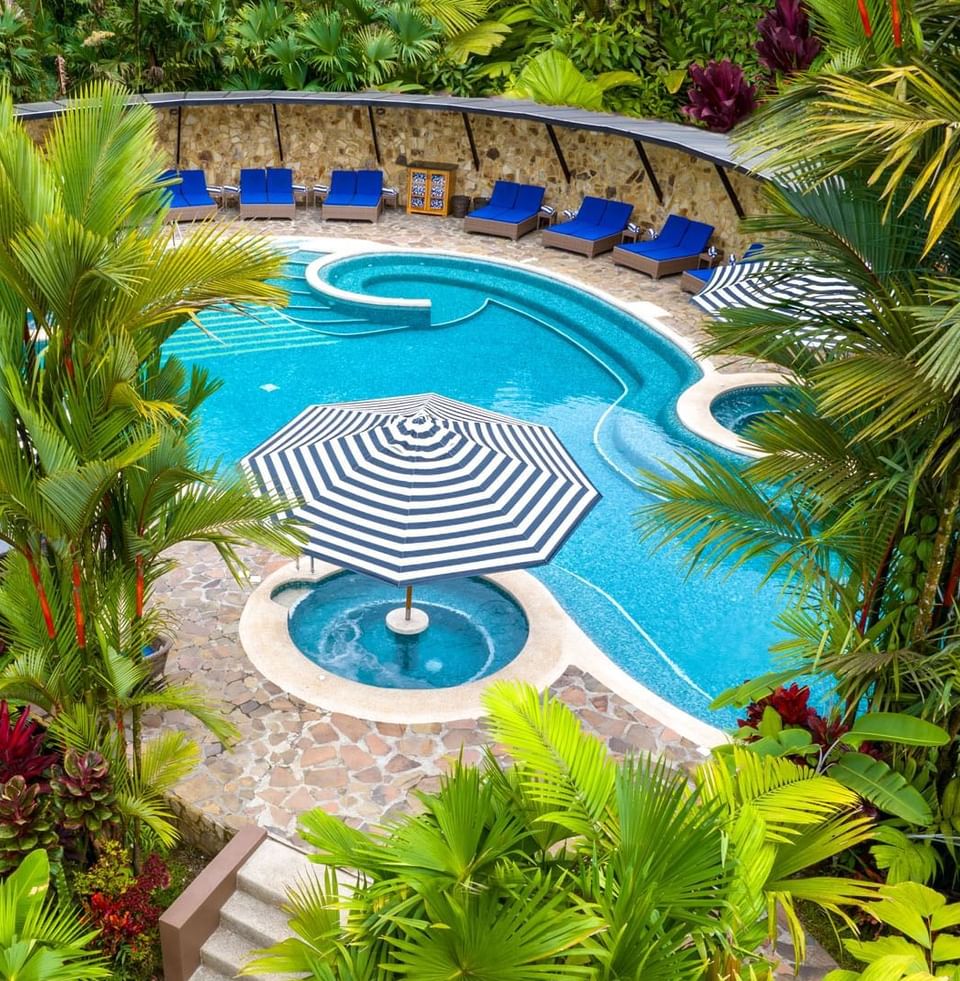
239;561;726;751
677;370;794;457
288;236;788;456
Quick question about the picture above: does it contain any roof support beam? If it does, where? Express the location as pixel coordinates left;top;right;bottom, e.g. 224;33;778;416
175;105;183;167
714;164;745;219
545;124;571;184
367;106;382;165
633;139;662;205
461;112;480;170
272;104;284;163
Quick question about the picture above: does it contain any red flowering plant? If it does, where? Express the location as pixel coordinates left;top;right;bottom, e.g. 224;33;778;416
724;679;948;826
756;0;822;76
682;60;758;133
75;842;170;976
0;701;59;787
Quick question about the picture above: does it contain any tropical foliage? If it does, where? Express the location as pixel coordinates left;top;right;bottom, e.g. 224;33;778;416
0;0;792;123
825;883;960;981
0;849;109;980
243;682;877;979
637;0;960;958
0;79;301;971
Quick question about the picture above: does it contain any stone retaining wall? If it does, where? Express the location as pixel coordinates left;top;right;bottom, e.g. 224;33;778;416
22;102;766;253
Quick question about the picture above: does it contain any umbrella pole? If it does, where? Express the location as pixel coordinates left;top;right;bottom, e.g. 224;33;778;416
405;585;413;621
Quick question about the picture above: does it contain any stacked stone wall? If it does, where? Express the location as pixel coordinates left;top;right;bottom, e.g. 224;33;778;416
23;101;767;253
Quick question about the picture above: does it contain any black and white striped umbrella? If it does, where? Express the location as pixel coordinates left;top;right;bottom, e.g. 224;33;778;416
693;259;864;318
241;393;600;585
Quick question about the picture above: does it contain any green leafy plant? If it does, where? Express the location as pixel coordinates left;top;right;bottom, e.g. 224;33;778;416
0;776;61;876
0;849;109;980
243;681;876;979
505;48;642;110
825;882;960;980
50;749;117;841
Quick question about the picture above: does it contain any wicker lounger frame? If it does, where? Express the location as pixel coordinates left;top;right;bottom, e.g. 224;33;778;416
463;213;539;241
541;227;624;258
239;201;296;219
164;203;218;223
680;269;710;293
322;199;383;222
612;247;704;279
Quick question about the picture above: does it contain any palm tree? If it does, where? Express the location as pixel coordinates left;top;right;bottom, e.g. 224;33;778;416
243;682;875;979
0;80;303;861
0;849;109;980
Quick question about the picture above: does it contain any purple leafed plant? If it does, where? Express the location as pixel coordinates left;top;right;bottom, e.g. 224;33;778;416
682;61;758;133
756;0;822;75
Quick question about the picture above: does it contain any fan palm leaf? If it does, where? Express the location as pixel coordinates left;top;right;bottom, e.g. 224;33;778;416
481;681;615;841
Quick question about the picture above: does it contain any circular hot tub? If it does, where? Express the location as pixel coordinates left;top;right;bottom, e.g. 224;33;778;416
710;384;799;436
276;572;529;689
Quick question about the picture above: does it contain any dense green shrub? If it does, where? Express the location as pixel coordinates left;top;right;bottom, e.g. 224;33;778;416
1;0;790;125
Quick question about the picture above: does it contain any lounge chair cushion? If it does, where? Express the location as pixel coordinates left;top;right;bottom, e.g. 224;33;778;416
356;170;383;198
514;184;546;214
488;180;520;210
325;170;358;205
600;200;633;230
654;214;691;247
574;196;608;224
240;169;268;204
266;167;294;203
677;219;714;254
548;221;622;242
466;205;511;222
179;170;215;206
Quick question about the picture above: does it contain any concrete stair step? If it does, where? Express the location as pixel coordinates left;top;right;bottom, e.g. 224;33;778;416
200;924;294;981
187;965;231;981
220;889;295;948
237;838;317;907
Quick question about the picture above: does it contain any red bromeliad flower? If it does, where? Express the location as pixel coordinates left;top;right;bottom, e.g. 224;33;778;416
738;683;819;730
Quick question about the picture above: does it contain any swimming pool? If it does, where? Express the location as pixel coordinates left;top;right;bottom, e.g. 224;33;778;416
165;248;784;723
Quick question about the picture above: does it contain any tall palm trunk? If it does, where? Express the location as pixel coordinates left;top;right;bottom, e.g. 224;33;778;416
914;472;960;641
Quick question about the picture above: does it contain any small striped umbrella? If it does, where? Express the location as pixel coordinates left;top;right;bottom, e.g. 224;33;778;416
693;259;865;347
241;394;600;626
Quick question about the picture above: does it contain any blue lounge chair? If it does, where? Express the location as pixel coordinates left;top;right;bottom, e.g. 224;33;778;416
161;168;217;222
541;196;633;257
240;167;296;219
612;214;715;278
681;243;764;294
322;169;384;222
464;181;547;240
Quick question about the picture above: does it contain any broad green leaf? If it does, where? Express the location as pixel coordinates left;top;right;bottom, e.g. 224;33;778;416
831;753;932;824
843;712;950;748
932;935;960;962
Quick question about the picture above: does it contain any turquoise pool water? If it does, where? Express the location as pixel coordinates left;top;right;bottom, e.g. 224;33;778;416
165;249;785;723
712;385;797;436
281;573;529;689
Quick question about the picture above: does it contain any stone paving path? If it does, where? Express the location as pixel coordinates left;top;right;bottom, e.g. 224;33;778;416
157;213;830;975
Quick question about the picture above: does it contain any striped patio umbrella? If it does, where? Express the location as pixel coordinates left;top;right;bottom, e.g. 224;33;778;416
693;259;865;324
241;394;600;620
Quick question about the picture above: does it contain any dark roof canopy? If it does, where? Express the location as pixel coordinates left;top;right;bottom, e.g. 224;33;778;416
14;90;766;178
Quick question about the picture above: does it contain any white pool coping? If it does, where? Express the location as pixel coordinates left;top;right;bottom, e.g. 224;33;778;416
240;562;726;750
230;234;795;751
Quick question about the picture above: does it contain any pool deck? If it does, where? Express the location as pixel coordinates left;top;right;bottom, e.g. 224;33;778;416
157;211;830;977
